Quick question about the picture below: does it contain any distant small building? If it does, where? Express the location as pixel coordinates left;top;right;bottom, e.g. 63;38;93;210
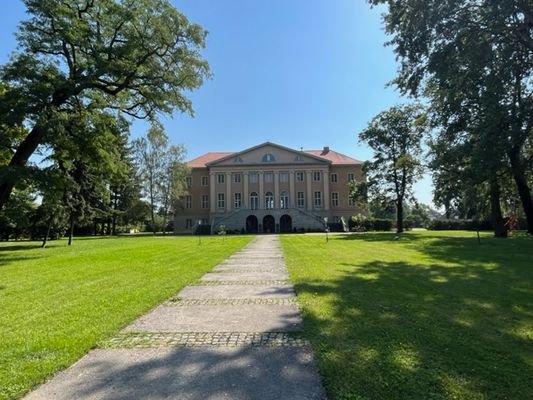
175;142;364;233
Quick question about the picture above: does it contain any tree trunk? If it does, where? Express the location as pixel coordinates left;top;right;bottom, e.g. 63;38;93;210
41;216;53;248
68;216;75;246
396;197;404;234
0;126;45;210
508;147;533;234
489;178;508;238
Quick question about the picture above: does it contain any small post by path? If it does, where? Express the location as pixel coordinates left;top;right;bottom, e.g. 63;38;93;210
324;217;329;243
197;219;202;245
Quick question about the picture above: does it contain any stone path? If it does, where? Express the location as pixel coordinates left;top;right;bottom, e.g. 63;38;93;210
24;235;326;400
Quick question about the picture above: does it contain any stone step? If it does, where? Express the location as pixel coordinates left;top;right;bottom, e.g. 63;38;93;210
123;304;302;332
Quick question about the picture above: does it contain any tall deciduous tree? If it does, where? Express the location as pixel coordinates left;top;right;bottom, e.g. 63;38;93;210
357;104;427;233
0;0;210;210
369;0;533;234
133;125;187;234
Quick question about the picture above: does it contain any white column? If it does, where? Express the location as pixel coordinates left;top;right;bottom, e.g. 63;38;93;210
259;171;264;209
306;171;313;211
274;171;280;209
243;172;249;209
226;172;232;212
323;169;330;210
289;171;295;208
209;172;216;213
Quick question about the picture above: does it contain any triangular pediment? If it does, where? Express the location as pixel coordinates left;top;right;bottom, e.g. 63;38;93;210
206;142;330;167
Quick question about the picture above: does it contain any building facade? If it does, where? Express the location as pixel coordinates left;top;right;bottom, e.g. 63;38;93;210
175;142;364;233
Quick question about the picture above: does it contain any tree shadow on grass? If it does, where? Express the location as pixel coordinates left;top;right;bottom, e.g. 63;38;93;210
294;252;533;399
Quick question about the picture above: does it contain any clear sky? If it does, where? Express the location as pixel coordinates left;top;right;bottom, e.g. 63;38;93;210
0;0;434;206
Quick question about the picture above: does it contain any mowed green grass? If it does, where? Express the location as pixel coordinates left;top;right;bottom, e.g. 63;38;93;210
281;231;533;400
0;235;251;400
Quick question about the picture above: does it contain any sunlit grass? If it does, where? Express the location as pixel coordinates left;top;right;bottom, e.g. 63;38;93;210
0;235;252;400
281;231;533;400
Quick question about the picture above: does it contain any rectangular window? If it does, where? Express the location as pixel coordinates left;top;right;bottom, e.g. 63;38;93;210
331;192;339;207
217;173;225;184
349;196;356;207
296;172;304;182
297;192;305;208
330;173;338;183
185;195;192;209
234;193;242;209
233;173;242;183
186;177;192;188
280;172;289;183
264;172;273;183
313;171;321;181
201;194;209;209
201;176;209;186
217;193;225;209
348;173;355;182
249;173;258;184
185;219;193;229
201;218;209;225
314;191;322;208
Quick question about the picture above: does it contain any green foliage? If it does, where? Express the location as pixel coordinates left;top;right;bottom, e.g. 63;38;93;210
350;215;394;232
0;235;251;400
0;0;211;210
0;188;36;240
281;232;533;400
369;0;533;233
357;104;428;233
133;124;188;233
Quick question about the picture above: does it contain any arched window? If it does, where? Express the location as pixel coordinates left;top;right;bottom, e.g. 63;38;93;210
250;192;258;210
265;191;274;209
262;153;275;162
280;191;289;209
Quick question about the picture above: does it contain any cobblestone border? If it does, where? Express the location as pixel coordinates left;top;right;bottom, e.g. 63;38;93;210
190;280;291;286
213;268;287;273
104;332;309;348
165;298;297;306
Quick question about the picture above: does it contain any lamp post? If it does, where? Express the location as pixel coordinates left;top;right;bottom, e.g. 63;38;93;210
197;219;202;245
324;217;329;243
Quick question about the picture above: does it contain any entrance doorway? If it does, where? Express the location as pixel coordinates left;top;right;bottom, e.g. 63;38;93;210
246;215;258;233
263;215;275;233
280;214;292;233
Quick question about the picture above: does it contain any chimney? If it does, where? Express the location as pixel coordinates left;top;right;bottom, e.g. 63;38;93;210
321;146;330;155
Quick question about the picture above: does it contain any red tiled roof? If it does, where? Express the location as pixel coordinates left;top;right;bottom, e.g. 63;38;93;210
305;149;363;165
187;152;233;168
188;147;362;168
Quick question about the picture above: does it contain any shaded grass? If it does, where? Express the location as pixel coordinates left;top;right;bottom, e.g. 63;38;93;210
281;231;533;400
0;235;252;400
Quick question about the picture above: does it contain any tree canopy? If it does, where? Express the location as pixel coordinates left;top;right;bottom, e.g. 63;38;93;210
0;0;210;210
356;104;427;233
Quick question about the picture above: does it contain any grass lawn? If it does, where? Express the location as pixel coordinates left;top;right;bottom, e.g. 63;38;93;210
281;231;533;400
0;235;251;400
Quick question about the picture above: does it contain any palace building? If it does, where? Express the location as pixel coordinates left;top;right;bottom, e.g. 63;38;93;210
175;142;364;234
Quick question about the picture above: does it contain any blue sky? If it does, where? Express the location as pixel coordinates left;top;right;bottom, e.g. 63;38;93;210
0;0;434;205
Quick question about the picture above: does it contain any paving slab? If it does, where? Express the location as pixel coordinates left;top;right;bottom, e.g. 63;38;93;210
213;265;286;272
219;260;286;268
177;284;296;299
201;271;289;281
124;304;303;332
24;347;326;400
